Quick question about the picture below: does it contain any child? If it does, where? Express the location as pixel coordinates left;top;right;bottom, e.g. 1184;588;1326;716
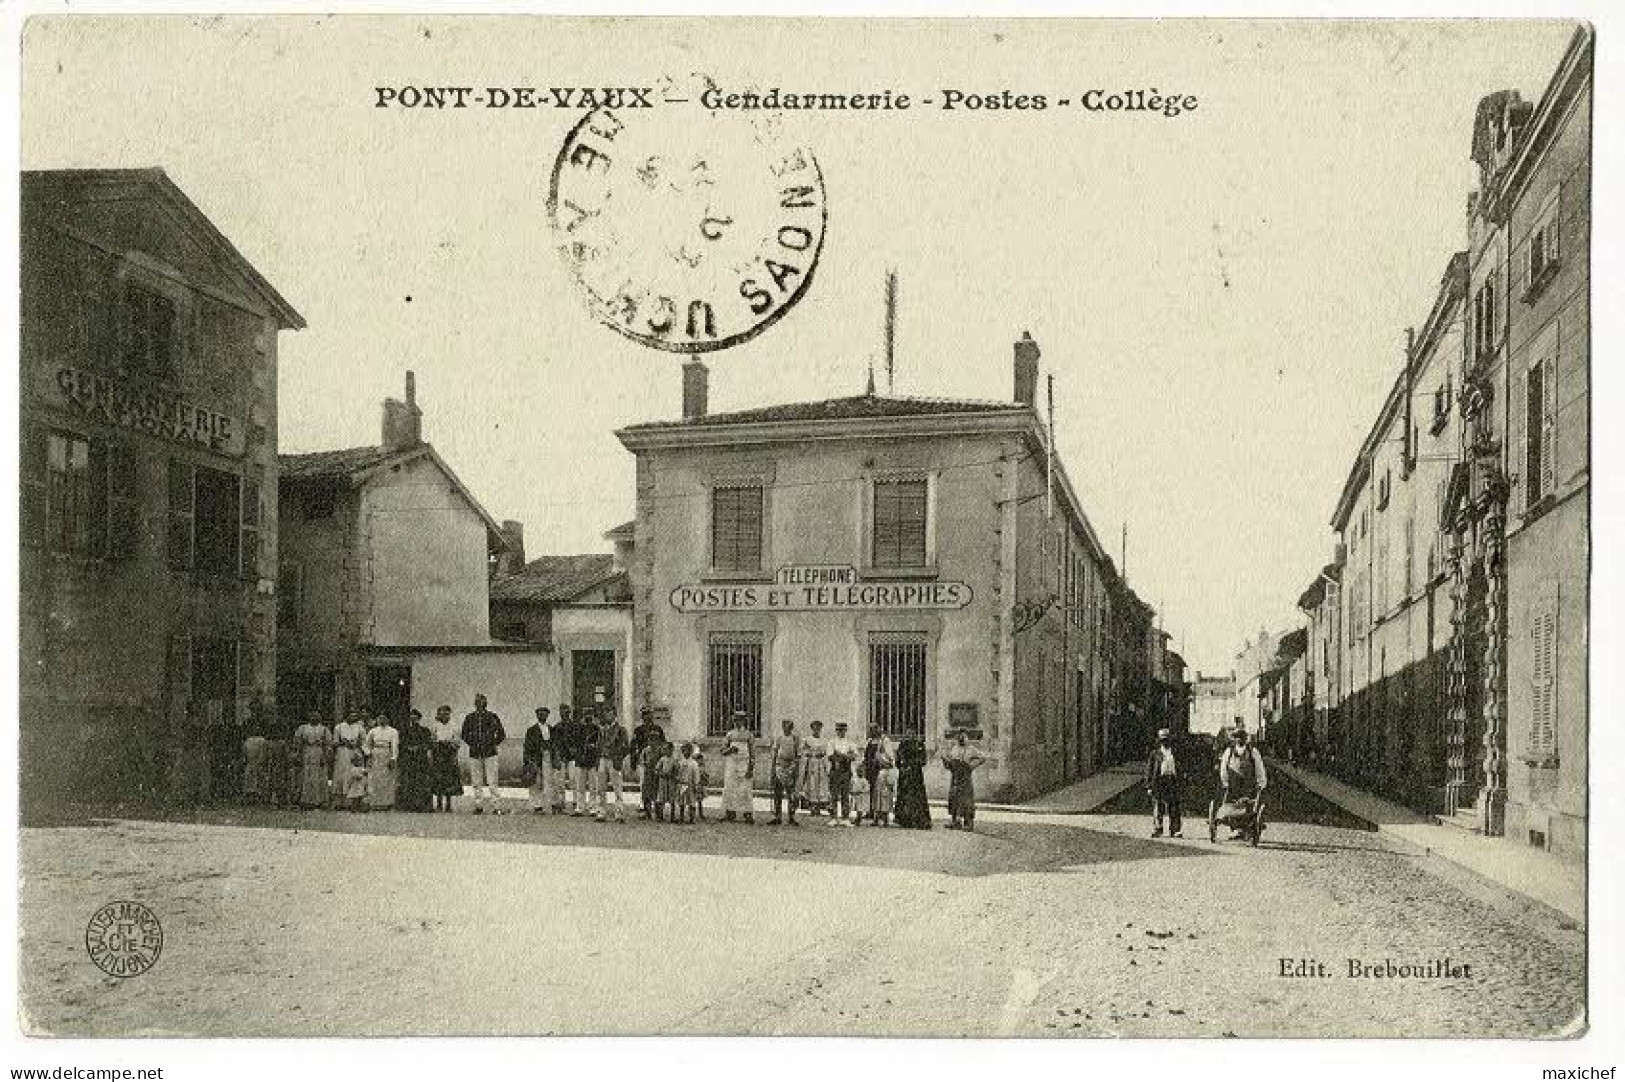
849;771;871;826
655;742;677;822
674;742;699;824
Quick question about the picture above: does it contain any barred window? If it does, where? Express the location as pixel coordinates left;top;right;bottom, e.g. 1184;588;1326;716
869;632;927;737
711;485;763;573
707;633;763;736
872;477;928;568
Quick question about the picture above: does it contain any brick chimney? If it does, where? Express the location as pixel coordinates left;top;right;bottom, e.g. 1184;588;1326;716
382;371;423;451
1013;331;1040;407
497;519;526;576
682;360;709;420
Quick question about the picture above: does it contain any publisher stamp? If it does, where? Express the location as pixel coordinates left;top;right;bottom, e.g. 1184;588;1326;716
85;900;163;979
548;106;827;353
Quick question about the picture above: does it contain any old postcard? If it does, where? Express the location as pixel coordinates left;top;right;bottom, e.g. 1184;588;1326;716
11;13;1595;1043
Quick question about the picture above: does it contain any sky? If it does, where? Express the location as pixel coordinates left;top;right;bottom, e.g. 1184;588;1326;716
20;16;1579;676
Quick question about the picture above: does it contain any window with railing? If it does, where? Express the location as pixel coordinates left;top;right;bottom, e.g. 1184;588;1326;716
707;633;763;736
869;632;927;737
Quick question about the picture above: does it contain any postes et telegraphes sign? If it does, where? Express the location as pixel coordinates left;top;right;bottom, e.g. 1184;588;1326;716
669;563;973;613
52;367;244;455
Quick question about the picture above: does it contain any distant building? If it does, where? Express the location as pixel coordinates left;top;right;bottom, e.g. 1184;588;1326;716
1188;672;1236;736
19;168;303;808
614;334;1149;801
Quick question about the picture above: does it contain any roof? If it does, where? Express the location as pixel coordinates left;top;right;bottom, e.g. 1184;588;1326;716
22;167;305;329
1296;562;1343;612
489;554;624;604
604;520;635;541
277;441;509;552
279;445;407;481
621;393;1026;431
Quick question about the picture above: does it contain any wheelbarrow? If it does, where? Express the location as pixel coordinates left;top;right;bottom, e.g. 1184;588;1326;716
1207;791;1266;846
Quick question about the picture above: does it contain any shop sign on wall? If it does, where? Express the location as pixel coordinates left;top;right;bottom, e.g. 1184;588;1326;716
670;564;973;613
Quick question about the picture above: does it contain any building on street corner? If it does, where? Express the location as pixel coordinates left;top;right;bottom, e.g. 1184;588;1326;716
615;334;1157;802
19;168;304;810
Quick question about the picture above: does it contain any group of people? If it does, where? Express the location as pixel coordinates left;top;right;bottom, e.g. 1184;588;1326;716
207;692;993;831
1142;722;1268;839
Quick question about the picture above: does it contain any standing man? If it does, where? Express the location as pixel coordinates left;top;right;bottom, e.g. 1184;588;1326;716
629;707;666;819
575;706;603;817
1144;727;1182;838
524;706;555;815
767;719;802;826
554;704;582;814
461;693;507;815
826;722;856;827
595;707;630;822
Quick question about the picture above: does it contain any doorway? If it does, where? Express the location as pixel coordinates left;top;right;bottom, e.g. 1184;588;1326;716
571;650;616;719
369;665;413;726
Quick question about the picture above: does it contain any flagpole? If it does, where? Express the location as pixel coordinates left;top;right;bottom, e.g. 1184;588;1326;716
884;269;897;393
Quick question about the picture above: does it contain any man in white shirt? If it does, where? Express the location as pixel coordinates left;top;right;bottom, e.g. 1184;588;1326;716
1144;727;1182;837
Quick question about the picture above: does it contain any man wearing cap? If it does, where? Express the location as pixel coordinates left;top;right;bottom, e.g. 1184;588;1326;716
1144;727;1182;838
629;706;666;820
826;722;856;826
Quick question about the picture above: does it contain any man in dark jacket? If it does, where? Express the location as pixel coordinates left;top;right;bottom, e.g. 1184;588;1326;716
574;708;602;817
595;708;632;822
629;707;666;819
461;693;507;815
523;706;555;815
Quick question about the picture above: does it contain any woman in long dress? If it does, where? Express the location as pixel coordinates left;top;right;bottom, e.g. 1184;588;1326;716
331;712;368;811
893;735;931;829
798;720;831;816
365;713;400;810
397;709;434;812
863;726;897;826
720;715;756;823
428;705;463;812
293;712;332;809
940;729;988;831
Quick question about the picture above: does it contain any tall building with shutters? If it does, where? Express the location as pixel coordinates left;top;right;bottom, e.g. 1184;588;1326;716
19;169;303;810
1449;27;1590;857
615;334;1150;802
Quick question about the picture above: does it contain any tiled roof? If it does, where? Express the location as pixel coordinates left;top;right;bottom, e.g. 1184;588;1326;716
489;554;622;604
623;393;1027;430
278;445;404;481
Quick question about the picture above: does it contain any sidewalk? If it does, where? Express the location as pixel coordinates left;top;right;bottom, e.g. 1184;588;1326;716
996;763;1145;815
1275;762;1586;927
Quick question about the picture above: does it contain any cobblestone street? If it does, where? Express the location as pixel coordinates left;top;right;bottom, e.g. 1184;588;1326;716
18;772;1584;1038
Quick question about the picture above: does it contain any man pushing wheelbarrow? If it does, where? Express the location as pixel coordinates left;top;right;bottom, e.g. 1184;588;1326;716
1209;724;1268;845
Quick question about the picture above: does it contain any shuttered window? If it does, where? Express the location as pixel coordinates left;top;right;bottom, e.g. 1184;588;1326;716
121;282;177;381
869;632;927;737
240;476;262;581
707;633;763;736
168;460;195;570
1529;587;1558;763
872;477;928;568
22;428;137;559
711;485;763;573
1525;355;1557;508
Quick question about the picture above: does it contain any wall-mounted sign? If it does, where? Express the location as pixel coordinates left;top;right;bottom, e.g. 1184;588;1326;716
670;576;973;613
775;564;857;587
52;367;243;455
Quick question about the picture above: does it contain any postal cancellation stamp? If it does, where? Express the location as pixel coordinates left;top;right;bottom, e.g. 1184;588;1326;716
548;105;827;353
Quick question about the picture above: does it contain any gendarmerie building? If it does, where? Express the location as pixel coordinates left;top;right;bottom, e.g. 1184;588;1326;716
615;334;1156;801
19;168;303;809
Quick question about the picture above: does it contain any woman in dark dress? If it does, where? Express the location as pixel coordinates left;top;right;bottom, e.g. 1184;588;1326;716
397;709;434;812
893;736;932;829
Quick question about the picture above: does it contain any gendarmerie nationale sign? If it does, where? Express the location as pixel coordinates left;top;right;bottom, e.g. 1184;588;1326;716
670;563;973;613
53;366;244;455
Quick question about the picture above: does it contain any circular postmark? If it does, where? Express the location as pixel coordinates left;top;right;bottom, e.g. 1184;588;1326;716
85;900;163;979
548;106;827;353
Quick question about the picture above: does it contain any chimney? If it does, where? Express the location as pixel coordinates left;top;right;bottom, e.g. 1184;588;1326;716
682;360;709;420
382;370;424;451
1013;331;1040;407
497;519;526;576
